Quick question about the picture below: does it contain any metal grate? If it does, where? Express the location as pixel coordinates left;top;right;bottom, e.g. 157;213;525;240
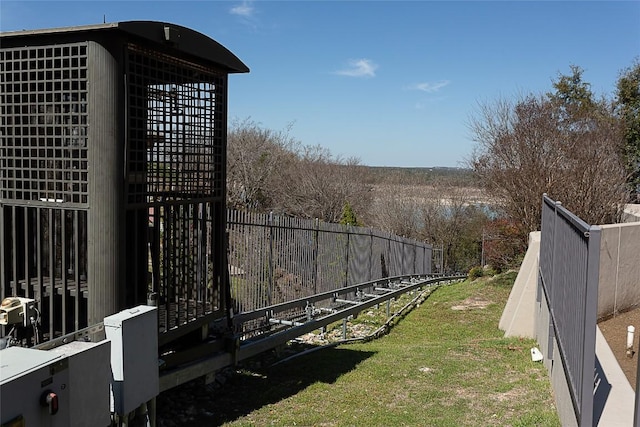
125;45;228;330
0;43;89;205
126;44;225;204
1;205;89;338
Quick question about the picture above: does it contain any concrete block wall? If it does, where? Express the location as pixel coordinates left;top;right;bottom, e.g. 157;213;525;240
504;205;640;328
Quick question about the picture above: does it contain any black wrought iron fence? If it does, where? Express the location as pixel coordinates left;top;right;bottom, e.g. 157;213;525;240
226;209;432;314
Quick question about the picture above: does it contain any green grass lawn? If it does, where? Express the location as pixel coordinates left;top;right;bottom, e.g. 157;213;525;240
193;272;560;426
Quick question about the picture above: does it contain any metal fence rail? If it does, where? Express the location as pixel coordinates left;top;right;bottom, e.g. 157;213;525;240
539;195;600;427
159;273;464;391
234;274;462;362
227;210;432;314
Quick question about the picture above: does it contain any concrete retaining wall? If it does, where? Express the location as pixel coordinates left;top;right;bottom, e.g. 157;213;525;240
598;221;640;319
499;231;540;338
623;204;640;222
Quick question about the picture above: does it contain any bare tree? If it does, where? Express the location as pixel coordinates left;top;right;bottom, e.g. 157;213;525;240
271;145;372;222
368;177;440;239
227;119;372;222
226;118;295;210
419;184;488;273
469;93;627;234
367;180;490;272
369;190;422;238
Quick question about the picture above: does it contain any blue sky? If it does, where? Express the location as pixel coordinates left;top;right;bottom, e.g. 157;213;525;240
2;1;639;167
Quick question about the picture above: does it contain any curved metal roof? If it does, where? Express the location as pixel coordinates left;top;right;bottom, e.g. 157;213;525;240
0;20;249;74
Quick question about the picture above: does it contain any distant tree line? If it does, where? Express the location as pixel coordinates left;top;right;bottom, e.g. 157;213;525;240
364;166;476;187
227;59;640;274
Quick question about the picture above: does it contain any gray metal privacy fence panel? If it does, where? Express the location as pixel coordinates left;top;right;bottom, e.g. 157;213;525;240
227;210;433;313
347;229;371;285
539;195;600;427
316;222;348;295
402;238;416;274
417;244;430;274
226;210;267;313
370;232;385;279
388;238;402;277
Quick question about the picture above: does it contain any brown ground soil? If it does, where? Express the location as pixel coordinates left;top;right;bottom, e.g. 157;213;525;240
598;307;640;391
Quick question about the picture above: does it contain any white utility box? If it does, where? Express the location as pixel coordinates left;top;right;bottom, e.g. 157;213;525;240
0;340;111;426
104;305;158;415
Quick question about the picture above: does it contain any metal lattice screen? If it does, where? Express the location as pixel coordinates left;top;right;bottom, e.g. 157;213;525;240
126;44;224;203
1;43;90;340
125;44;228;332
0;23;247;346
0;43;89;205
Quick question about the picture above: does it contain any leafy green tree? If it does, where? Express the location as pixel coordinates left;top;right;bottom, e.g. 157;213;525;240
616;59;640;197
548;65;595;120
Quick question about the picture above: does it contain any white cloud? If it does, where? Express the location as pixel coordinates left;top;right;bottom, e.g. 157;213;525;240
410;80;451;93
335;59;378;78
230;1;254;18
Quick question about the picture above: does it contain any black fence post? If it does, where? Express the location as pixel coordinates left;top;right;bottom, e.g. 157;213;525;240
267;211;274;306
312;218;319;295
344;226;350;287
369;229;374;281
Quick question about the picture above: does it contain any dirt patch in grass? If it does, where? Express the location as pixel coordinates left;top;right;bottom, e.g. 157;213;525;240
451;295;492;311
493;388;525;402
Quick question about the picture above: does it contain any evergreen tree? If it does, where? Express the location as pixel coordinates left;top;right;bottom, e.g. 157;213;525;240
616;59;640;197
340;202;360;226
548;65;596;120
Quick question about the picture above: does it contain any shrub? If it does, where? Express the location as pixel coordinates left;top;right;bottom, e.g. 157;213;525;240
468;266;484;280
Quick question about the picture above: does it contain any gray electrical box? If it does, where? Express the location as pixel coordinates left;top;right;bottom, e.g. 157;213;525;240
104;305;159;415
0;341;111;426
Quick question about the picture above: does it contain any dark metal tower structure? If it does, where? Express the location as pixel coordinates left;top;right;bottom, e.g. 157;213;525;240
0;21;249;342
